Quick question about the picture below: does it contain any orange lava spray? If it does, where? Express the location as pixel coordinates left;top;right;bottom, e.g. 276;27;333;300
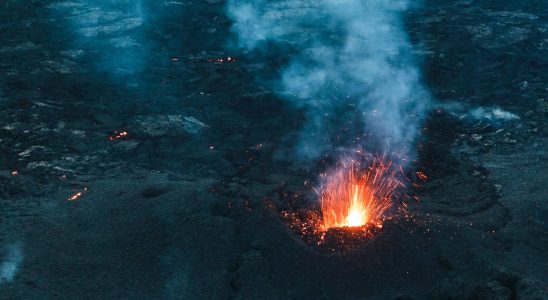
319;155;403;229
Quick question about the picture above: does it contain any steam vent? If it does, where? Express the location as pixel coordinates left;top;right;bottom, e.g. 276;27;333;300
0;1;546;299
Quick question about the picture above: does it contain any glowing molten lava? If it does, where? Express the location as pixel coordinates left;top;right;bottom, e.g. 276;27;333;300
320;157;402;229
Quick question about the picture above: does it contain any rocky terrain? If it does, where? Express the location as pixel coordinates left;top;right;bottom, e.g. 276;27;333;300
0;0;546;299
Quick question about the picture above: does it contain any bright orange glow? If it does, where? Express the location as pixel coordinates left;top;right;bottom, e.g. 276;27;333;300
68;187;88;201
320;157;402;229
68;192;82;201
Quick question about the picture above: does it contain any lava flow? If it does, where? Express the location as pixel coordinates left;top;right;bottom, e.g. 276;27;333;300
319;157;403;230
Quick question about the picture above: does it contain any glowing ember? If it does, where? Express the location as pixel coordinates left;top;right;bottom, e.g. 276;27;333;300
68;187;87;201
319;156;403;229
108;130;128;141
416;171;428;181
68;192;82;201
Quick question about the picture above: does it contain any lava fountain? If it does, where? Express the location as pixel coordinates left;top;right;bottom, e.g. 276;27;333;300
319;156;403;229
281;153;408;251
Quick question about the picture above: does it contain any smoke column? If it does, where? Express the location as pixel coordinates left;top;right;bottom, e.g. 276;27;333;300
0;243;23;284
227;0;430;162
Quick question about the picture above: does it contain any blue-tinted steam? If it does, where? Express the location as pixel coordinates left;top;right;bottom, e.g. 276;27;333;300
0;243;23;284
47;1;146;82
228;0;430;161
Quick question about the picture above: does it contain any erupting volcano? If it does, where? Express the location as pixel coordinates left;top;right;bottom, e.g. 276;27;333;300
320;156;403;229
281;153;408;251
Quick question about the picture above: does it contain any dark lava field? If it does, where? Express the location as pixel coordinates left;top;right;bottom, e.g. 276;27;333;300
0;0;546;299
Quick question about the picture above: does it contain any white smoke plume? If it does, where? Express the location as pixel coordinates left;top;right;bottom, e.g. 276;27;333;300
0;243;23;284
227;0;430;161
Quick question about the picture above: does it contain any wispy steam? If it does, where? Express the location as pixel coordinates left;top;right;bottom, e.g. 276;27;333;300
227;0;429;161
444;103;520;123
0;243;23;284
48;1;146;78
